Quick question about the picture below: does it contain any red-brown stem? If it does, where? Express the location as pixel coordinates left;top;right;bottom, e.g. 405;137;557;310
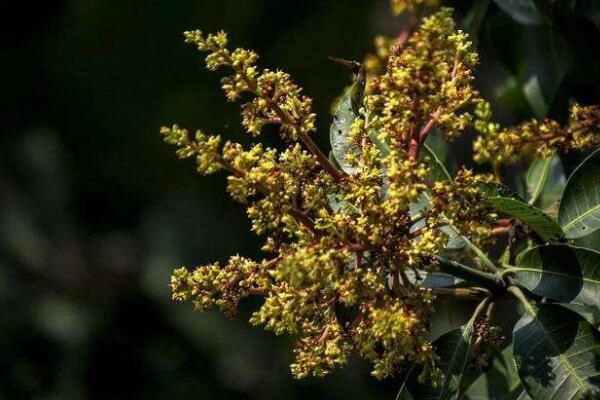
394;10;417;49
407;137;420;159
408;109;442;159
345;310;364;336
497;218;513;227
392;271;401;293
419;109;442;143
288;206;317;233
490;226;511;236
317;325;330;346
297;131;344;180
399;269;412;287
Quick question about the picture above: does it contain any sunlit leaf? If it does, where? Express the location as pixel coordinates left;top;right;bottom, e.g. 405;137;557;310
479;182;563;241
330;88;359;174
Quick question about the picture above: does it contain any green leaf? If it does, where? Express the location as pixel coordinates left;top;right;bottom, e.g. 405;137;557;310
523;75;548;118
427;298;478;342
521;28;572;118
512;244;600;309
493;0;548;26
478;181;523;200
574;229;600;253
559;148;600;239
405;270;463;288
479;182;563;241
526;155;555;206
421;143;452;182
464;344;531;400
561;303;600;330
462;0;491;36
399;298;490;399
330;88;359;174
327;193;359;214
424;128;457;177
512;304;600;399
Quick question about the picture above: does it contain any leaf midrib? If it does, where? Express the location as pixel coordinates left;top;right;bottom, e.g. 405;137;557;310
562;203;600;232
513;267;600;286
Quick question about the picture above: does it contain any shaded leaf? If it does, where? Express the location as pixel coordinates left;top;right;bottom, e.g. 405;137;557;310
493;0;548;25
427;298;477;342
574;229;600;253
561;303;600;330
464;344;531;400
512;244;600;309
513;304;600;399
559;148;600;239
521;27;572;118
398;298;490;399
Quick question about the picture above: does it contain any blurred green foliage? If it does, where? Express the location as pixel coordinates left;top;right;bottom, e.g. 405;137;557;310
1;0;599;398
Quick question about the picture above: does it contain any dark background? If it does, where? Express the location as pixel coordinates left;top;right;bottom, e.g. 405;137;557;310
1;0;599;398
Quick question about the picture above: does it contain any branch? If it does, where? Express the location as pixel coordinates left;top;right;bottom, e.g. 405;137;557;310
437;258;502;292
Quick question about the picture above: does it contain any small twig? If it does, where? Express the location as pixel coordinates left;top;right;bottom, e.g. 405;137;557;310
431;287;490;299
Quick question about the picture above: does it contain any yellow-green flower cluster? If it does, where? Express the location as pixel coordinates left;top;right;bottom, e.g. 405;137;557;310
183;30;315;141
431;169;497;241
390;0;440;16
160;125;222;175
171;256;272;318
164;10;495;383
353;289;437;381
367;8;479;152
473;101;600;164
363;36;395;91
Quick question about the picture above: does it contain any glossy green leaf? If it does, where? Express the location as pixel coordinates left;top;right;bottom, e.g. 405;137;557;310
464;344;531;400
561;303;600;330
405;270;463;288
398;298;489;400
421;143;452;182
478;181;523;200
330;88;359;174
559;148;600;239
479;182;563;241
513;304;600;399
526;154;557;206
574;229;600;253
493;0;548;25
522;28;572;118
427;298;477;342
512;244;600;309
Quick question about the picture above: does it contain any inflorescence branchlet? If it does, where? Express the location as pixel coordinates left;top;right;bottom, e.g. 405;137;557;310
473;100;600;165
163;8;514;384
